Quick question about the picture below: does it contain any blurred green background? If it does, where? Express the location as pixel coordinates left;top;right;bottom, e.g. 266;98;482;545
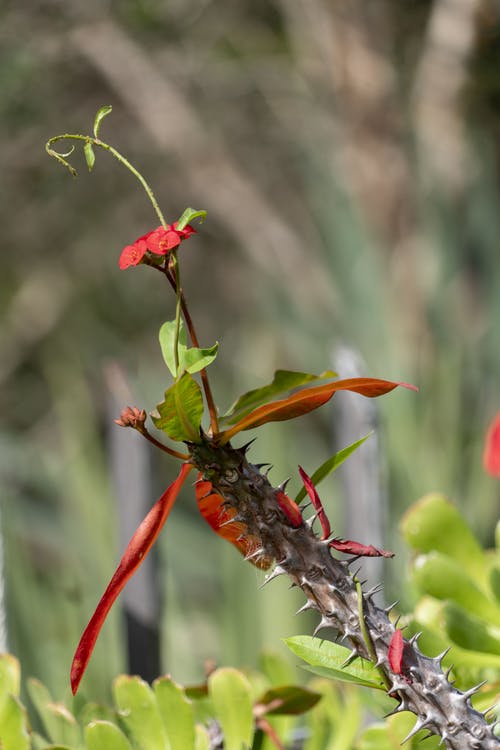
1;0;499;704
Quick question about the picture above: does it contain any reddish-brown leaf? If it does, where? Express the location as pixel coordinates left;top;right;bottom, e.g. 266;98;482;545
219;378;417;443
330;538;394;558
388;629;404;674
483;411;500;477
196;478;272;569
275;490;303;528
298;466;331;539
70;462;193;695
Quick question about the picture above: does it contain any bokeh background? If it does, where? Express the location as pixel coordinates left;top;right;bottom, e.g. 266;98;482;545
1;0;499;703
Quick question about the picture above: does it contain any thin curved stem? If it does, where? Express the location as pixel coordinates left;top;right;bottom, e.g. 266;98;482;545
45;134;168;228
138;425;190;461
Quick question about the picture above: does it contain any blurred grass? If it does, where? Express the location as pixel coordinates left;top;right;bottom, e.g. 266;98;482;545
1;0;499;700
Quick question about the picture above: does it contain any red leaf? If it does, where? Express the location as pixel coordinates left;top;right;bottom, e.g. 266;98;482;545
329;538;394;558
196;477;272;569
219;378;417;443
298;467;331;539
275;490;303;528
388;629;404;674
70;462;193;695
483;411;500;477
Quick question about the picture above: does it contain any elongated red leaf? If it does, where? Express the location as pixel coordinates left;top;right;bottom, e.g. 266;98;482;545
330;538;394;558
298;466;331;539
388;629;404;674
219;378;417;443
483;411;500;477
70;462;193;694
220;369;336;426
196;478;272;569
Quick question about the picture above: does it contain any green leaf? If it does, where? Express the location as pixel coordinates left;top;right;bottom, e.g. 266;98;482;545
400;493;486;584
302;679;361;750
0;654;20;706
295;433;372;504
113;675;168;750
490;563;500;603
84;142;95;172
85;720;134;750
358;713;440;749
159;320;187;377
285;636;385;690
256;685;321;716
76;702;116;727
182;342;218;375
411;552;500;627
154;676;195;750
0;694;30;750
27;678;63;743
194;725;211;750
259;650;296;687
221;370;336;426
152;372;204;442
159;320;218;378
176;207;207;231
208;668;254;750
93;105;112;138
443;601;500;655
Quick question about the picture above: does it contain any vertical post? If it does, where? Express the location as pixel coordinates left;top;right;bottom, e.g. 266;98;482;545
105;364;161;681
0;517;7;653
331;345;386;597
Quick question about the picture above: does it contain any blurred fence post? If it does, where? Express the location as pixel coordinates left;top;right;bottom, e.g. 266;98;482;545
0;518;7;652
331;345;386;597
105;364;161;682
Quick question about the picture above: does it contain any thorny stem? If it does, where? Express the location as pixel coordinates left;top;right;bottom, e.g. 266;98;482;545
45;134;168;229
189;438;499;749
137;424;189;461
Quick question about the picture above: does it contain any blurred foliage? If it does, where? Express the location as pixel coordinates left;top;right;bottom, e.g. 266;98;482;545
401;492;500;695
1;0;500;703
0;647;463;749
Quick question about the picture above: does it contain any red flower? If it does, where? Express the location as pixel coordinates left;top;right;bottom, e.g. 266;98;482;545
483;411;500;477
119;223;196;269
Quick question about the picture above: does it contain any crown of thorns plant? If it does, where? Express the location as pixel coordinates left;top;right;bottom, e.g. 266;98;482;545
46;107;499;749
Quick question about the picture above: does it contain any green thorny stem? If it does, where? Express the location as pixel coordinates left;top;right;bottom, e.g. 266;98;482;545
189;437;499;750
46;133;219;437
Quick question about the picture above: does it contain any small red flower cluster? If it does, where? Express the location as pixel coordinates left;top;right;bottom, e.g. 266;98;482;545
119;223;196;269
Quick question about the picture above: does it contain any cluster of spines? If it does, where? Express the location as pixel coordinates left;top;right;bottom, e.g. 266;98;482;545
189;438;499;749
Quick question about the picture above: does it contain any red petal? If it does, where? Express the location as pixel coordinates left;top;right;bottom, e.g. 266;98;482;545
483;412;500;477
329;538;394;558
119;243;146;269
388;629;404;674
70;463;192;694
196;477;272;569
147;227;181;255
219;378;417;443
297;467;330;539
